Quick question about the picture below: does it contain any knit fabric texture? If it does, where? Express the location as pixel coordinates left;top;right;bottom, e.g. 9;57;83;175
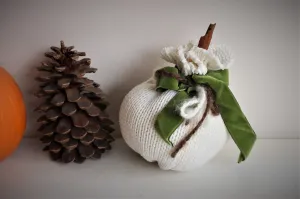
119;77;229;171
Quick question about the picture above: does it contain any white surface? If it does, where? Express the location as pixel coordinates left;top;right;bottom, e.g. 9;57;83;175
0;0;299;138
119;80;229;171
0;138;299;199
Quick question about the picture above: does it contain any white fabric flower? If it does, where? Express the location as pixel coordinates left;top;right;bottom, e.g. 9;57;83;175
161;41;233;76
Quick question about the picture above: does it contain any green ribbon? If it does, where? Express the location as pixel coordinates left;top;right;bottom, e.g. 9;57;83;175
154;66;256;163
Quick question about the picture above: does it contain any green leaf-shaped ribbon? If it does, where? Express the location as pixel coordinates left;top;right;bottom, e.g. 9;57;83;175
154;67;256;163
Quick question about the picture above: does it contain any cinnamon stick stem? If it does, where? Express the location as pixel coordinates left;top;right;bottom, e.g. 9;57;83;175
198;23;216;50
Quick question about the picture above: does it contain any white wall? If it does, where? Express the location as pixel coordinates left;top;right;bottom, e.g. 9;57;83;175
0;0;299;138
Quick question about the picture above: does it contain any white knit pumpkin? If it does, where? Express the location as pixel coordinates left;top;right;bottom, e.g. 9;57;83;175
119;42;233;171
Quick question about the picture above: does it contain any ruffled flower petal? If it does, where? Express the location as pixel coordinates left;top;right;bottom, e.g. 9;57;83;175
161;42;234;76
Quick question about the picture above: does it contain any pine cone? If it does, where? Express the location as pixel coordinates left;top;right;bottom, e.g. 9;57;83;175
35;41;115;163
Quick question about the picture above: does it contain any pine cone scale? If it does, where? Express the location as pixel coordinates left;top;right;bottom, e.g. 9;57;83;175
62;102;77;116
56;117;72;134
51;92;65;106
66;88;82;102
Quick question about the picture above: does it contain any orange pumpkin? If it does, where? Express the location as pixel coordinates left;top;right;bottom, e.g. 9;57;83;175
0;67;26;161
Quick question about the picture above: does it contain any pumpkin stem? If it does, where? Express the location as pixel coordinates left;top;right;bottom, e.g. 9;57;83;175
198;23;216;50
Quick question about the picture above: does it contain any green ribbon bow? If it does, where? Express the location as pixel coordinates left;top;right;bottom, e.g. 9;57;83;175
154;66;256;163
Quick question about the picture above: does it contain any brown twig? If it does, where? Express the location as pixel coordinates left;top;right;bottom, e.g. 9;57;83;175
171;24;218;158
171;87;219;157
171;87;210;158
206;87;219;116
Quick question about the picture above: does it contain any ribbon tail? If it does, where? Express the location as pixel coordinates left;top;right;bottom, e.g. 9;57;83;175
154;91;190;146
193;74;257;163
218;86;257;163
